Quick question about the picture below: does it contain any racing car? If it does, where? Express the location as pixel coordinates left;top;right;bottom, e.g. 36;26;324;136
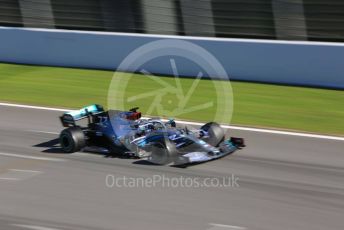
59;104;245;166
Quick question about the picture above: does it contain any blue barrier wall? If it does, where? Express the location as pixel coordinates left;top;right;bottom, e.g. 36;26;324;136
1;27;344;88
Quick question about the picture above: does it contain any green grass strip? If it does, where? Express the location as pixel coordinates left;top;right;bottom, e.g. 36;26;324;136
0;63;343;136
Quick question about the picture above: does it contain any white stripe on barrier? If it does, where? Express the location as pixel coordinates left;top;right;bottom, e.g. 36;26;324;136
4;26;344;47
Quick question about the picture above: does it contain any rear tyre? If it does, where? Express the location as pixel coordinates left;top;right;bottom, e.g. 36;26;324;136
59;127;86;153
200;122;225;147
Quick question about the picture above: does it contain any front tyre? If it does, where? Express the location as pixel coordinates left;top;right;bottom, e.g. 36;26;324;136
148;139;178;165
200;122;225;147
59;127;86;153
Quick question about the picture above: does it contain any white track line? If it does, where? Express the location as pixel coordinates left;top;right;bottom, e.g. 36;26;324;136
0;177;20;181
1;169;43;181
209;223;247;229
1;102;344;141
28;130;59;135
10;169;42;173
159;118;344;141
0;152;65;162
11;224;61;230
0;102;70;112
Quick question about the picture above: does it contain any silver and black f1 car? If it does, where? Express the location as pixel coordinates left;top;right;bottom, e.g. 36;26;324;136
59;105;245;166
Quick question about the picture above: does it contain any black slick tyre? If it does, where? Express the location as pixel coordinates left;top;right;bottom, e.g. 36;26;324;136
149;139;178;165
200;122;225;147
59;127;86;153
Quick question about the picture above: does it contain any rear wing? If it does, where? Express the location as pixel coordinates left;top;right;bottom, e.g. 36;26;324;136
60;104;104;127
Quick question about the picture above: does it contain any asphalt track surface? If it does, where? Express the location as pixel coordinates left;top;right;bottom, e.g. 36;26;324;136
0;105;344;230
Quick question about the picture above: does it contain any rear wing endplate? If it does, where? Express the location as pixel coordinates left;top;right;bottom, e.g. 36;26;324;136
60;104;104;127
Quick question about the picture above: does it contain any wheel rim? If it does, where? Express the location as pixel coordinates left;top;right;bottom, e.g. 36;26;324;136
61;135;72;151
